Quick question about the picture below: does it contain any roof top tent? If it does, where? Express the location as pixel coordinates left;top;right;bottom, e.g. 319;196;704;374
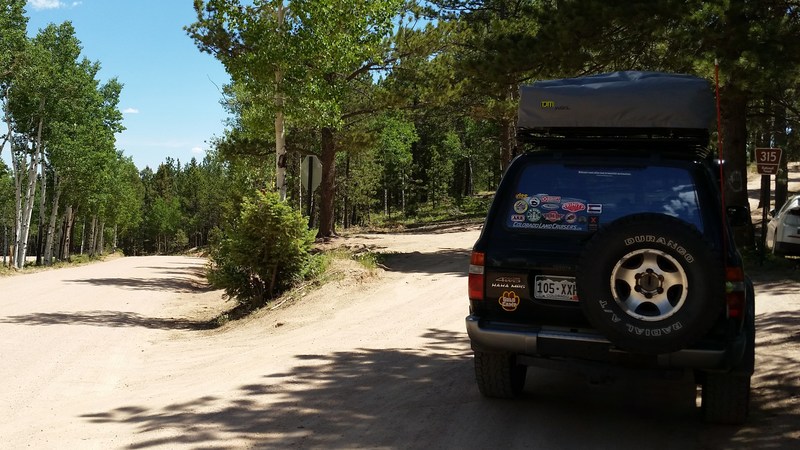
517;71;716;154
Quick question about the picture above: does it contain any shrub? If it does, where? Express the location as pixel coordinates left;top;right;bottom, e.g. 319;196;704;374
207;190;315;305
171;229;190;252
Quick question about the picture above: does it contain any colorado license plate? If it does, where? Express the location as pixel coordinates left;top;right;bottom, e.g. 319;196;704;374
534;275;578;301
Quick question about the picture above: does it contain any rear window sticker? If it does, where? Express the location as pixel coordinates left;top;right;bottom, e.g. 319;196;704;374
562;202;586;213
514;200;529;214
587;204;603;214
499;291;521;312
506;196;591;232
526;208;543;222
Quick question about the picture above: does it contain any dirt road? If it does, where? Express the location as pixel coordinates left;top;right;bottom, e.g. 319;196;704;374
1;222;798;449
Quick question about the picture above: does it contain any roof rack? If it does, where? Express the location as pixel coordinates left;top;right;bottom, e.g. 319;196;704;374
517;127;712;158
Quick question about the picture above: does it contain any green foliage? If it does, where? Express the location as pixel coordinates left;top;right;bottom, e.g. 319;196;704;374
0;0;27;85
377;114;417;192
207;190;315;305
105;153;144;239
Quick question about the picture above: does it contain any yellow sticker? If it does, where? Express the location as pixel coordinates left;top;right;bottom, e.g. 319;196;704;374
499;291;521;312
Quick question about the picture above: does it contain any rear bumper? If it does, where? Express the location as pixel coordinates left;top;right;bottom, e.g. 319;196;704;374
775;239;800;256
466;315;739;370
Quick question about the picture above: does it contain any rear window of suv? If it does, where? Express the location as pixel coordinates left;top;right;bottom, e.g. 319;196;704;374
504;163;703;233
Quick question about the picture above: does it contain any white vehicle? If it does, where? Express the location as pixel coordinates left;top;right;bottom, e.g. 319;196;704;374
767;194;800;256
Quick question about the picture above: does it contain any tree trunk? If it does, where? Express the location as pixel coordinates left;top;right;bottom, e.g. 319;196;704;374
773;103;789;211
465;158;474;197
44;176;62;266
88;215;97;257
1;85;12;159
275;97;287;201
113;224;118;252
96;220;105;256
14;117;44;269
343;153;350;228
498;116;514;178
60;205;74;261
35;158;48;266
720;86;748;207
719;85;753;247
11;143;23;267
498;84;519;178
401;173;406;214
80;215;86;255
317;126;337;239
274;3;287;201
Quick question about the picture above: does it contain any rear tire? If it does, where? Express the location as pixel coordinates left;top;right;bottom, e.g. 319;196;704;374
701;303;754;424
474;351;526;398
701;373;751;424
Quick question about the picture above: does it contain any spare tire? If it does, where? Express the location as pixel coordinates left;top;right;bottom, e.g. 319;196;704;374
576;213;724;354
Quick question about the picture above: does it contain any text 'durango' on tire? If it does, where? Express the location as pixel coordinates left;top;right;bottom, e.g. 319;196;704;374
576;214;724;354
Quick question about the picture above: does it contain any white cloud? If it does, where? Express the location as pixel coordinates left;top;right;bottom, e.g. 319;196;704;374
191;146;204;154
27;0;81;10
28;0;63;10
123;108;140;114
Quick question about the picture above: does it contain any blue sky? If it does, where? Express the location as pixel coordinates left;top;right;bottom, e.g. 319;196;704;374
22;0;232;170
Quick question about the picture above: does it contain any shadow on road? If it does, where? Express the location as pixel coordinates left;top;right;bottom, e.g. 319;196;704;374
65;276;210;293
76;327;799;449
0;310;213;330
747;310;800;449
381;249;470;276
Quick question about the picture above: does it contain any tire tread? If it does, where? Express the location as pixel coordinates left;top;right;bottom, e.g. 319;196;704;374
702;373;751;424
474;351;525;398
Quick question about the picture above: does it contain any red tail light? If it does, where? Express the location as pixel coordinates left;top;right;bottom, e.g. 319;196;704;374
468;251;485;301
725;266;745;319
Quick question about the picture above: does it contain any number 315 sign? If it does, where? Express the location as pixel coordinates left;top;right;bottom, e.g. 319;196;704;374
755;148;782;175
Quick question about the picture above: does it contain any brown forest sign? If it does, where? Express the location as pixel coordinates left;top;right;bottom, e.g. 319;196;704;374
755;148;782;175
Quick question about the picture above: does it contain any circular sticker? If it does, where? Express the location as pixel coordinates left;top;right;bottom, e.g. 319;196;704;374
499;291;521;312
565;213;577;224
529;196;541;208
526;208;542;223
514;200;529;214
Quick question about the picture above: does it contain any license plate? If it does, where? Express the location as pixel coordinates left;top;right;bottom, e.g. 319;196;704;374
534;276;578;301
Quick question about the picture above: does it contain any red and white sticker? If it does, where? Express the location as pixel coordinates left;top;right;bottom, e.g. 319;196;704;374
562;202;586;213
511;214;525;222
541;195;561;203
